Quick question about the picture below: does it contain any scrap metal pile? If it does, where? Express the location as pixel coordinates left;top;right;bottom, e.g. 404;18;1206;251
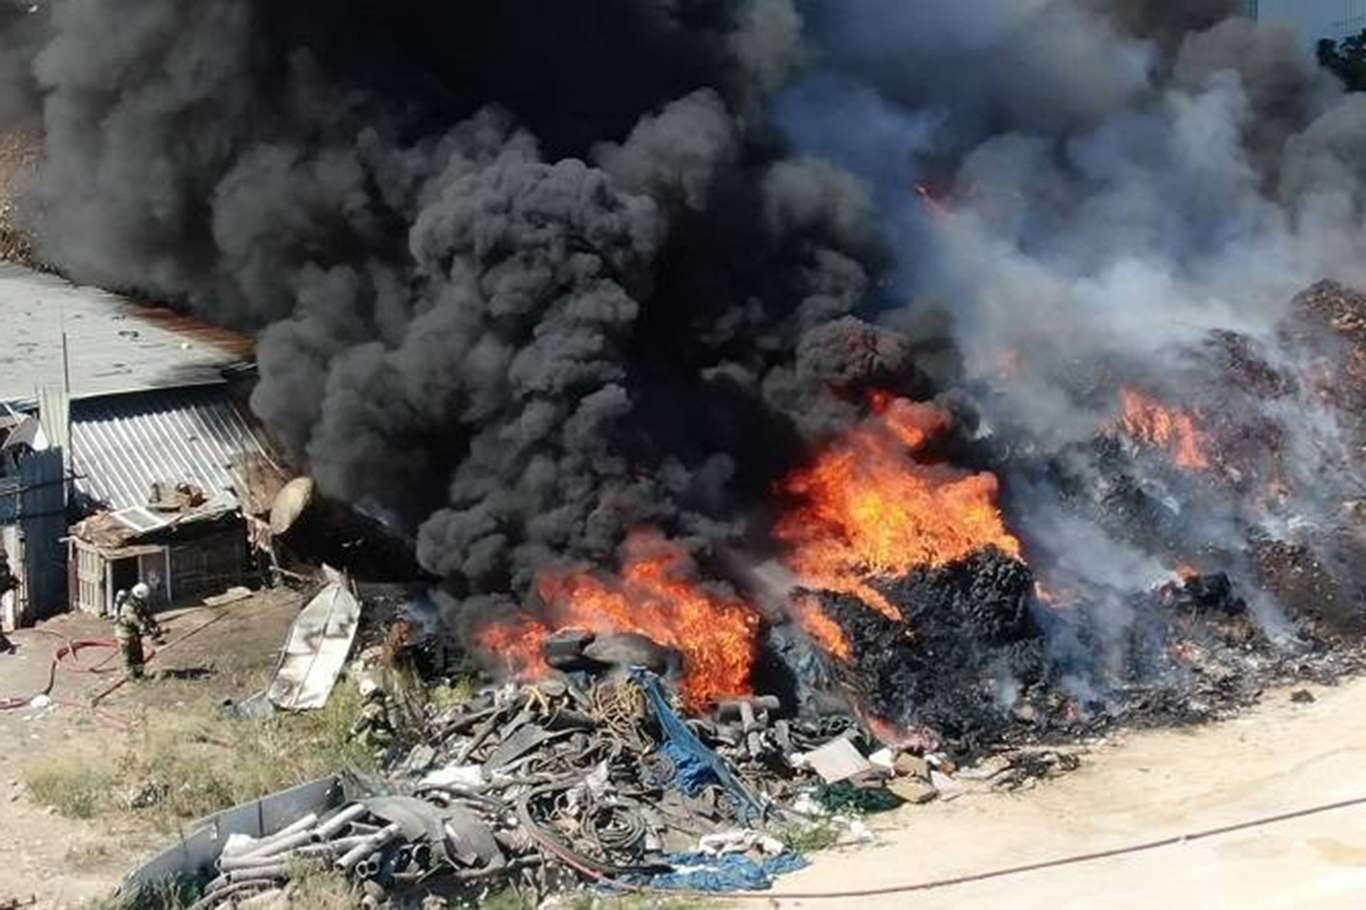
183;666;863;901
187;669;961;908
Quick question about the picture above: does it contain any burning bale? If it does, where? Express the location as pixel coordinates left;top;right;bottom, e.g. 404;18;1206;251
775;395;1022;621
811;548;1040;756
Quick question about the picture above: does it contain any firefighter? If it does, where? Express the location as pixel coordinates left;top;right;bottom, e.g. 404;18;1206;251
114;582;159;679
0;545;15;654
125;582;162;640
350;678;399;761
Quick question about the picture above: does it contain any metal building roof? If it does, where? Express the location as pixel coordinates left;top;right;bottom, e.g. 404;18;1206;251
0;264;252;407
70;386;272;512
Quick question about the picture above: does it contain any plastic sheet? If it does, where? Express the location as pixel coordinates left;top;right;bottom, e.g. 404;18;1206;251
632;851;808;892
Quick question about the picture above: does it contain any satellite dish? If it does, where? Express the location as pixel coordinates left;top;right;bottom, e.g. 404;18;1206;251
270;477;316;537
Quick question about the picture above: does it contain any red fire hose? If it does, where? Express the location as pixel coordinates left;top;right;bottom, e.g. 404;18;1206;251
0;607;230;734
0;631;157;712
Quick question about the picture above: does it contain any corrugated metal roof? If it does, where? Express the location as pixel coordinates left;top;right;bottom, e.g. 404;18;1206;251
0;264;253;406
70;387;271;512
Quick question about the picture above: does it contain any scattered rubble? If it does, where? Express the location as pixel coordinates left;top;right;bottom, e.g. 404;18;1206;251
135;664;1084;908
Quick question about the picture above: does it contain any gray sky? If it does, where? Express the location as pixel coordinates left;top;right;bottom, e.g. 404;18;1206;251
1256;0;1366;48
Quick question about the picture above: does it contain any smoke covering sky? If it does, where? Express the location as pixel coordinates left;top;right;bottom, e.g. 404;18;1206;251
779;1;1366;619
2;0;1365;650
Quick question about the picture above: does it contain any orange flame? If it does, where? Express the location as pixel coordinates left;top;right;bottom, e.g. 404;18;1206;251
791;593;853;660
776;397;1022;620
477;530;760;711
474;616;552;678
1116;387;1211;471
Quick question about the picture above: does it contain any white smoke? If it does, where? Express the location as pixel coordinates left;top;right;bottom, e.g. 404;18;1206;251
780;1;1366;641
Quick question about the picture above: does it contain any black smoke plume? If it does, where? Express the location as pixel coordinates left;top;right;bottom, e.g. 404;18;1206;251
0;0;905;615
5;1;1366;710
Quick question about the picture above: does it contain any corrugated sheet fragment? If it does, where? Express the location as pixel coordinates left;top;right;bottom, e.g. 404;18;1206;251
70;387;270;512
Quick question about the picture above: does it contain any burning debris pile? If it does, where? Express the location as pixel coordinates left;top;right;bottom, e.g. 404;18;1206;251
456;372;1366;766
0;1;1362;718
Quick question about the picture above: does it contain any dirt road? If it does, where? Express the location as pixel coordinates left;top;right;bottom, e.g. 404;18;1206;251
0;591;298;908
772;676;1366;909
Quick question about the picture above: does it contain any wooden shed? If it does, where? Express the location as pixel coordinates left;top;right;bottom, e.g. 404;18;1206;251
68;505;250;616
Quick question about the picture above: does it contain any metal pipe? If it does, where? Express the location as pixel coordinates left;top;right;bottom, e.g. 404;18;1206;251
315;834;371;853
208;858;296;888
412;843;432;868
243;828;317;860
335;823;401;871
206;866;290;896
218;841;347;872
284;844;338;863
270;812;321;839
313;803;367;841
221;864;290;884
238;889;286;909
220;813;319;859
188;880;278;910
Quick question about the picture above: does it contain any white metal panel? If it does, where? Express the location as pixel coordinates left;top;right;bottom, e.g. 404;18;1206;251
267;581;362;711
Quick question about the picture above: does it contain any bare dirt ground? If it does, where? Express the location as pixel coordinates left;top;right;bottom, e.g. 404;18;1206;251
772;675;1366;909
0;589;300;908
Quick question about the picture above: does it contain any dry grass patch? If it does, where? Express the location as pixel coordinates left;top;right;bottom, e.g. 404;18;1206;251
117;685;378;833
25;684;376;830
23;759;116;819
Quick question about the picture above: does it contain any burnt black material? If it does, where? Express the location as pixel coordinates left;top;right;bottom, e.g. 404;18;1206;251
814;548;1043;757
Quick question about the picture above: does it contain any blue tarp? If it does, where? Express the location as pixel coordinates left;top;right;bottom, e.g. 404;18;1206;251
627;851;809;892
632;670;765;821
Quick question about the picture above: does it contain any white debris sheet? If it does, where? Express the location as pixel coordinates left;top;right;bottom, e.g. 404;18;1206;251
267;571;361;710
791;736;875;784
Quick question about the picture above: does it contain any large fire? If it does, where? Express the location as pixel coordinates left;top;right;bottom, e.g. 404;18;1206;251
775;395;1022;620
474;529;761;710
1116;387;1211;470
476;396;1023;707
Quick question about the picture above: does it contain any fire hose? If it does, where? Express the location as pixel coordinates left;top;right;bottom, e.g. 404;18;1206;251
0;635;155;712
0;608;230;713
